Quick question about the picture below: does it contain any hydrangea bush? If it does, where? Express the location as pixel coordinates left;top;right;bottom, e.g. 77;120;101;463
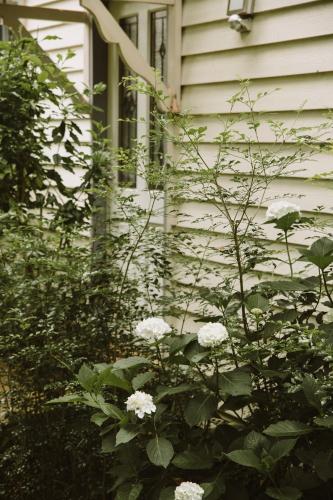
52;213;333;500
51;82;333;499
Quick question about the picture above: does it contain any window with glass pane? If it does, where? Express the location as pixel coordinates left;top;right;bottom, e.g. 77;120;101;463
118;16;138;187
149;9;168;190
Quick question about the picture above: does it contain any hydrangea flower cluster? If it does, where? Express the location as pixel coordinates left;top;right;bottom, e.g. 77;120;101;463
174;482;204;500
135;317;171;342
197;322;228;348
125;391;156;419
266;200;301;221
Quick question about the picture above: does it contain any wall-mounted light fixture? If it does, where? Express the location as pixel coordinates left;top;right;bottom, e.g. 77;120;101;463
227;0;254;16
227;0;254;33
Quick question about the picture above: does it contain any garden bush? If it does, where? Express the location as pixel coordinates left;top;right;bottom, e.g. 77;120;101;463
0;37;172;499
53;84;333;499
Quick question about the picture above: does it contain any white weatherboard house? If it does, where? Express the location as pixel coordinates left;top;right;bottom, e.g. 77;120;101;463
1;0;333;327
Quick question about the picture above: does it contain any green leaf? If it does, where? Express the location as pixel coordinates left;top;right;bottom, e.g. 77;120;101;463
116;484;143;500
47;394;82;404
271;211;301;231
302;375;321;412
98;367;131;392
225;449;263;471
244;431;270;453
116;428;139;446
314;416;333;429
100;403;125;420
168;332;197;354
173;450;213;470
246;293;269;312
132;372;155;390
299;237;333;270
77;364;97;391
184;393;216;427
146;437;174;468
91;412;110;427
156;384;195;402
260;280;311;292
264;421;312;438
201;478;226;499
266;486;302;500
219;369;252;396
314;450;333;481
159;487;175;500
113;356;151;370
269;439;298;462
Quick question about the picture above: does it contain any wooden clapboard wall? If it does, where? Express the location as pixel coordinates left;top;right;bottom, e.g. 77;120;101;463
171;0;333;327
23;0;91;189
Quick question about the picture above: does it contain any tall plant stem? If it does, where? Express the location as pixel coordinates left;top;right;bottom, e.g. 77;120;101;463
322;270;333;306
233;228;250;338
284;230;294;279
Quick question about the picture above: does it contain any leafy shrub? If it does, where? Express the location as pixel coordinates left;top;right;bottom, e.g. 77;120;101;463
55;84;333;499
0;37;172;499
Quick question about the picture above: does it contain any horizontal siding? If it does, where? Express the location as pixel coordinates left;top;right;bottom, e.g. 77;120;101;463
182;0;325;26
183;2;333;55
182;74;333;114
175;200;333;246
182;37;333;86
186;144;333;178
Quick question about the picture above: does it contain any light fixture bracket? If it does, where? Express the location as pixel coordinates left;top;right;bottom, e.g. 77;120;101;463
227;0;255;17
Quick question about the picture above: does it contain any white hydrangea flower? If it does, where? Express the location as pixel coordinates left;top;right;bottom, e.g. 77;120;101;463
175;482;204;500
266;201;301;221
135;317;172;342
197;322;228;348
126;391;156;419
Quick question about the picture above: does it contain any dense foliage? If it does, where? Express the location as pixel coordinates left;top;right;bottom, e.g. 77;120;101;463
55;84;333;499
0;38;170;499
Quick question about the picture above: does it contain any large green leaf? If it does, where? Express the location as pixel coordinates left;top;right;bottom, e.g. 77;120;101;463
116;427;139;446
47;393;82;404
113;356;151;370
146;437;174;468
264;420;312;438
99;403;125;420
314;450;333;481
116;484;143;500
132;372;155;390
266;486;302;500
219;369;252;396
259;280;312;292
246;293;269;312
77;364;97;391
299;237;333;270
314;416;333;429
269;439;298;462
225;449;263;471
244;431;270;453
91;412;109;427
98;367;131;392
302;375;321;412
173;450;213;470
184;393;216;427
156;384;195;403
168;332;197;354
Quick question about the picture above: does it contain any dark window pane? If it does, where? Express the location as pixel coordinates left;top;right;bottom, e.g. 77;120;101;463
118;16;138;187
149;10;168;190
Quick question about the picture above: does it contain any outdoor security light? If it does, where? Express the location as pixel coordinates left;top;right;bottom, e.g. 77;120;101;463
227;0;255;16
227;0;254;32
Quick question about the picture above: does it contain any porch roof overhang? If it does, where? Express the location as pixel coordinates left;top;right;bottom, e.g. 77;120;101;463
0;0;178;112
